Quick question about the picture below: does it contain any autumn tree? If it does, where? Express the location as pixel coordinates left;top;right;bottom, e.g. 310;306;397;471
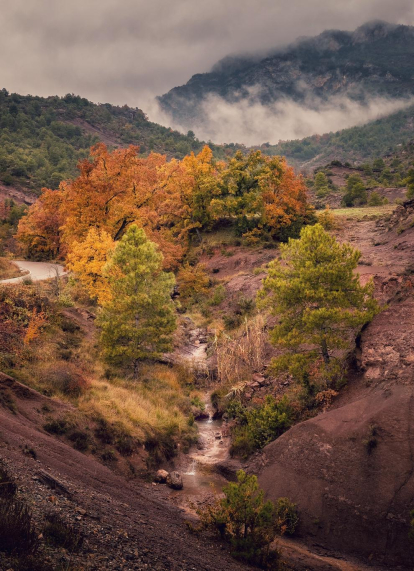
98;225;176;375
66;227;114;304
259;224;380;390
213;150;313;241
17;189;63;259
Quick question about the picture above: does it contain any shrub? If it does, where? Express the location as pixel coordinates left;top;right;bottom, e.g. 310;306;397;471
177;263;210;301
230;425;256;459
42;364;89;397
274;497;299;536
43;512;83;551
0;462;17;499
100;449;117;463
223;312;242;330
0;498;39;555
43;418;70;435
94;418;134;455
68;429;90;451
0;387;17;414
368;191;385;206
209;284;226;306
229;397;293;459
198;470;281;569
317;208;336;230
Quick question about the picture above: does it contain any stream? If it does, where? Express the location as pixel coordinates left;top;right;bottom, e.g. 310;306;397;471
168;393;231;511
166;337;232;511
162;335;377;571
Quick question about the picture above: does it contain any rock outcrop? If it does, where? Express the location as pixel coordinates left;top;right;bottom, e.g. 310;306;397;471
253;285;414;568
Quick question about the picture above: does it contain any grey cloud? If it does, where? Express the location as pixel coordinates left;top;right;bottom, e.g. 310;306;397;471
159;92;414;146
0;0;414;135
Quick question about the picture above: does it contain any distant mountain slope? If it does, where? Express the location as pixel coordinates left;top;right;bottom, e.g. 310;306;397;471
260;104;414;168
158;21;414;130
0;90;232;195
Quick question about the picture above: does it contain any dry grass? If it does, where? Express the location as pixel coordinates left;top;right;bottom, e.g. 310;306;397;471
216;316;267;387
0;258;24;280
332;204;396;219
77;365;193;443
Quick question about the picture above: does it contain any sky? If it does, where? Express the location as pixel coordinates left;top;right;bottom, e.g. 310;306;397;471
1;0;414;143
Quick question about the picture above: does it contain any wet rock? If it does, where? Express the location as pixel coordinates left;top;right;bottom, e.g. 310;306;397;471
192;410;209;421
154;469;168;483
166;471;183;490
215;459;244;481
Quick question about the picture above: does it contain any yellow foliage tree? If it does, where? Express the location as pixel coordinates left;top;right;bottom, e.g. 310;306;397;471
66;227;115;304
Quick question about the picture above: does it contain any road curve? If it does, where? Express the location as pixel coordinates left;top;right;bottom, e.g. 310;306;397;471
0;261;66;285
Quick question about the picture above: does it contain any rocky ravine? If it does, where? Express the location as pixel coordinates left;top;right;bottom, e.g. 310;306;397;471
250;201;414;568
0;373;252;571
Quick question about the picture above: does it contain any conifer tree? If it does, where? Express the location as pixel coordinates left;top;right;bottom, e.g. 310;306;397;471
259;224;380;388
98;225;176;375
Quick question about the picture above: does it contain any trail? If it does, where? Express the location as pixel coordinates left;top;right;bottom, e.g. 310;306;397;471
0;260;66;284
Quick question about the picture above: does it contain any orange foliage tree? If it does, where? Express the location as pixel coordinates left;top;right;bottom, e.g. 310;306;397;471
17;189;63;259
17;144;312;274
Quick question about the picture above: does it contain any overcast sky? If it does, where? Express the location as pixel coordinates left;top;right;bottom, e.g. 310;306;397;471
1;0;414;112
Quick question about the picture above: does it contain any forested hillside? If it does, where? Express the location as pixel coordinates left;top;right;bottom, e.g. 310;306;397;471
0;90;234;194
260;104;414;167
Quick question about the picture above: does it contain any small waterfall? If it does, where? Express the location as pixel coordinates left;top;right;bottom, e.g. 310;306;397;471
184;459;198;476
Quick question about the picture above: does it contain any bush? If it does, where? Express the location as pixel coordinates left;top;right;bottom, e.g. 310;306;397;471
94;418;134;455
43;512;83;551
209;284;226;306
368;191;386;206
317;208;336;230
68;429;90;451
0;462;17;499
177;263;210;301
198;470;281;569
229;396;293;459
42;364;89;397
230;425;256;459
274;497;299;536
43;418;70;435
0;498;39;556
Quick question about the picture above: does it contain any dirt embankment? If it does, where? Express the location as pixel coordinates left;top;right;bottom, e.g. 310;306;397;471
251;201;414;569
0;373;251;570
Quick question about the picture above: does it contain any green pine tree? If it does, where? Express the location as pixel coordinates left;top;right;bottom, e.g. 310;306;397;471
259;224;380;388
98;225;176;376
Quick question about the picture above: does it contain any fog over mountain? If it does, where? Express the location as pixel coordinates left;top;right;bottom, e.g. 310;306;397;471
1;0;414;108
156;20;414;144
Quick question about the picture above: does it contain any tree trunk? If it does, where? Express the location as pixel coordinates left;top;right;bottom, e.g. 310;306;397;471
133;359;139;379
321;337;330;364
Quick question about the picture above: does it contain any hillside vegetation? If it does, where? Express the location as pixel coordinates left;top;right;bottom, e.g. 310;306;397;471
0;89;235;195
261;105;414;167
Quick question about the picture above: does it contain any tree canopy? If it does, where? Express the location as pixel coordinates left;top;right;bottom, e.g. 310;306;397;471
97;225;176;375
259;224;380;390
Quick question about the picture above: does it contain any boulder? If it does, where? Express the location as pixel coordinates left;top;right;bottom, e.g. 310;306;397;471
166;471;183;490
154;469;169;483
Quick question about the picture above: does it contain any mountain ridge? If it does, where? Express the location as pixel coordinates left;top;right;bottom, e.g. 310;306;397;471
158;21;414;133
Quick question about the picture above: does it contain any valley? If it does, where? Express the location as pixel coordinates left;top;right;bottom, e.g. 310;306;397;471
2;10;414;571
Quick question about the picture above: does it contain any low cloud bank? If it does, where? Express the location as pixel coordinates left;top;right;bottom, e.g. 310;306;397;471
149;91;414;146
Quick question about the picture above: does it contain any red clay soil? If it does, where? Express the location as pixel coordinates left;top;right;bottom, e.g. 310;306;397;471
0;373;251;571
251;202;414;569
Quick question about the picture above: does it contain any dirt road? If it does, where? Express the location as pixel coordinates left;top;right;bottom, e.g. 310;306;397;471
0;260;66;284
